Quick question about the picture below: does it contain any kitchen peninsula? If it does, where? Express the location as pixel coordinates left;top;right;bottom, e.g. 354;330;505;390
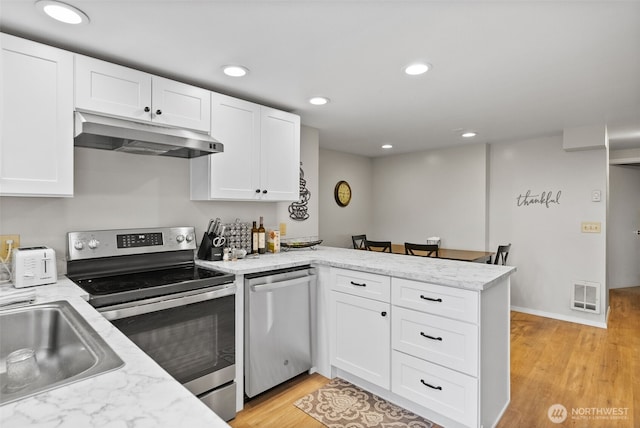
0;246;514;428
199;246;515;428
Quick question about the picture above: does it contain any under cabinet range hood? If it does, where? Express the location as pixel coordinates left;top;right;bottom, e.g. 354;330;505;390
73;111;223;158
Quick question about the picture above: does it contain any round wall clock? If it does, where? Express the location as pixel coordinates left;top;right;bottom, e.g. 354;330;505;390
334;180;352;207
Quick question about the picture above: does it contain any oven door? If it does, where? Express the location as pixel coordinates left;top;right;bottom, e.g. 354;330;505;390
99;285;236;396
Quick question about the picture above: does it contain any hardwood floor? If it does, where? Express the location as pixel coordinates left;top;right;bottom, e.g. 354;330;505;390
498;286;640;428
229;372;330;428
230;287;640;428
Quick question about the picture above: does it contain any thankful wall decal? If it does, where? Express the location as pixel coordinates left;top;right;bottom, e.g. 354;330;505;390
516;190;562;208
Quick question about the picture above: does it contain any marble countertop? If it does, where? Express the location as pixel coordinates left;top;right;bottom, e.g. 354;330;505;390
0;279;230;428
198;246;516;291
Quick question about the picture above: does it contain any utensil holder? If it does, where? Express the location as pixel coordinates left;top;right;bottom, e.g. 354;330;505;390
197;232;223;261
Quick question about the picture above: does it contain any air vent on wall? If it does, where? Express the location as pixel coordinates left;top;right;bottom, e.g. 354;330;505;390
572;281;600;314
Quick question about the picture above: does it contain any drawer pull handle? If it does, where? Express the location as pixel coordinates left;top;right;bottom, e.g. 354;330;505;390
350;281;367;287
420;332;443;341
420;379;442;390
420;295;442;302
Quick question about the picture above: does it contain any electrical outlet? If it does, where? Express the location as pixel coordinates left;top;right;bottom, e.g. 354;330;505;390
581;222;601;233
279;223;287;236
0;234;21;261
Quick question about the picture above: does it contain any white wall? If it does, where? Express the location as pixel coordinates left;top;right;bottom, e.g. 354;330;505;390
608;164;640;289
371;144;488;249
0;125;319;277
489;135;608;326
318;149;373;248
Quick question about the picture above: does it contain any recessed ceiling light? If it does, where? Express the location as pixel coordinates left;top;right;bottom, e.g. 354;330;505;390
381;144;393;149
404;63;431;76
309;97;330;106
222;65;249;77
36;0;89;25
461;132;478;138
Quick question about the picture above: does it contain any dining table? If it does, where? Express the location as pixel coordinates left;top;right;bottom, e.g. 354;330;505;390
389;243;494;263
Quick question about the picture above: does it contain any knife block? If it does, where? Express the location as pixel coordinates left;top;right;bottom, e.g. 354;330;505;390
197;232;223;261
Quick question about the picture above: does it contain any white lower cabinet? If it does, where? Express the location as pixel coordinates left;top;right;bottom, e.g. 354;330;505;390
392;351;478;428
329;268;390;389
330;291;390;389
326;269;510;428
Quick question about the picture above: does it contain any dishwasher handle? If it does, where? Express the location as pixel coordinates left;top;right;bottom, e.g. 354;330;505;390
250;274;316;293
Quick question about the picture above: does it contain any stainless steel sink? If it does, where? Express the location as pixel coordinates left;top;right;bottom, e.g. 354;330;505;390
0;300;124;405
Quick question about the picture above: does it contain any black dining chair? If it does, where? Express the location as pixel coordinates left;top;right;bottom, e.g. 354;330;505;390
404;242;439;257
493;243;511;265
364;239;392;253
351;234;367;250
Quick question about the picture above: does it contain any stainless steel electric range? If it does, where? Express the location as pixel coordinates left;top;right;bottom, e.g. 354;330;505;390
66;226;237;421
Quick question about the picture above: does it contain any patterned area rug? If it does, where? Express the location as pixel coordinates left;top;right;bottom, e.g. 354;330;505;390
293;378;442;428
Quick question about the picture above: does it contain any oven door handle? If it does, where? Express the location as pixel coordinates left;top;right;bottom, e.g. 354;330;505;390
100;286;236;320
250;275;316;293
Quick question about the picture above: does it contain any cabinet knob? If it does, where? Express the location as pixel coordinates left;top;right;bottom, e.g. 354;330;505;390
255;189;261;193
144;106;150;112
381;311;387;317
262;189;268;194
156;109;162;115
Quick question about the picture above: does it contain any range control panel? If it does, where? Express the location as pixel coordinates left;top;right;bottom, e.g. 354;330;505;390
117;232;164;248
67;227;196;261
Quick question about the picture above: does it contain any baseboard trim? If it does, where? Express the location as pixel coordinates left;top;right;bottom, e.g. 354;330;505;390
511;305;607;329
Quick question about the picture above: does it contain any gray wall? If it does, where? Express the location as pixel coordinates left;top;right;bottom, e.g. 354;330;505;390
0;126;319;278
371;144;488;249
317;136;609;327
318;149;373;248
489;135;607;326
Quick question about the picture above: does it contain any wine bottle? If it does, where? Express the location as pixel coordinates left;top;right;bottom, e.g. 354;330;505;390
251;221;259;254
258;217;266;254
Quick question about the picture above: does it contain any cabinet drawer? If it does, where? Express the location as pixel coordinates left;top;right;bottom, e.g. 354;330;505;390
392;278;478;323
392;307;478;376
392;351;478;428
332;268;390;302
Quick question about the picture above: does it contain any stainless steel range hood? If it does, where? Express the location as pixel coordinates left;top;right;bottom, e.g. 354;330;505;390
74;111;223;158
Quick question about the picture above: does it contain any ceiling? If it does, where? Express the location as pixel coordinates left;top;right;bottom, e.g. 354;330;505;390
1;0;639;157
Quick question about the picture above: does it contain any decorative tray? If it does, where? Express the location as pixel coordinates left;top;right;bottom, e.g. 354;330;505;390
281;240;323;250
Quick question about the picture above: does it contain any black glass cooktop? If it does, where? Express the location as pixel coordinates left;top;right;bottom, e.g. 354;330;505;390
69;264;234;308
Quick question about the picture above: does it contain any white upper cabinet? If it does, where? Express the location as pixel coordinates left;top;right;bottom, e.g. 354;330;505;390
259;107;301;201
1;34;74;197
190;93;300;201
75;56;211;132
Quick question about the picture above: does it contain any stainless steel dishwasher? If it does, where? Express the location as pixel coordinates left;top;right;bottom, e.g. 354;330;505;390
244;265;316;398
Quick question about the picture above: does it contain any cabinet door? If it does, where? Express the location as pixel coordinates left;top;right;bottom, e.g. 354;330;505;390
1;35;73;197
151;76;211;132
259;107;300;201
191;94;260;200
75;55;152;122
330;291;390;388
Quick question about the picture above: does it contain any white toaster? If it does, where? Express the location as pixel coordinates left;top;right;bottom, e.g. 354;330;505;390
11;246;57;288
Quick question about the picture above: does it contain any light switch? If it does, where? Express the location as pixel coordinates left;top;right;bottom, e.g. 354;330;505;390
279;223;287;236
592;190;601;202
581;222;601;233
